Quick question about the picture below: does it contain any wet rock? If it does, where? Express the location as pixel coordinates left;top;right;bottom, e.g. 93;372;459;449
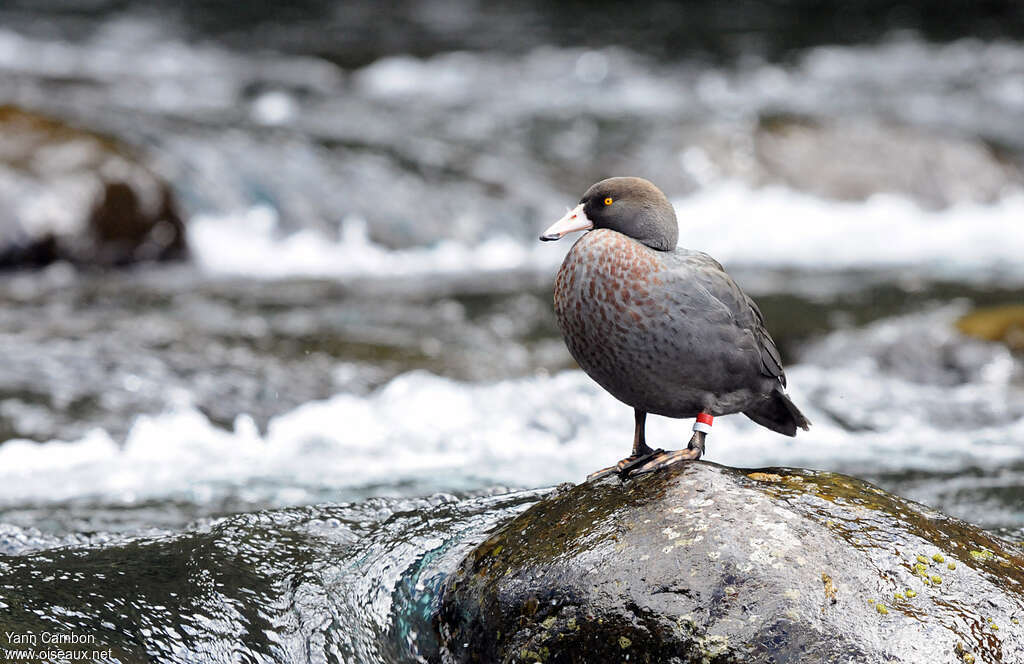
438;462;1024;663
0;105;186;269
958;305;1024;352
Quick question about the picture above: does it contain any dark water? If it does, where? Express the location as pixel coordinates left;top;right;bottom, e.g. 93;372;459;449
0;2;1023;662
5;0;1024;64
1;490;549;662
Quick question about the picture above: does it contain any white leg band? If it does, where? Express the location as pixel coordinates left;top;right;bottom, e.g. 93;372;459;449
692;422;712;434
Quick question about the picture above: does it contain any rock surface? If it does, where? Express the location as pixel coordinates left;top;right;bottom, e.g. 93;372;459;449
0;105;186;269
438;462;1024;664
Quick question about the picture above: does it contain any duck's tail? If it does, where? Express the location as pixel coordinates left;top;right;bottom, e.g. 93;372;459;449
743;388;810;437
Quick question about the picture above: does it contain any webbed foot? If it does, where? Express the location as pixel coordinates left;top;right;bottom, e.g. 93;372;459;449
585;448;665;481
621;431;706;477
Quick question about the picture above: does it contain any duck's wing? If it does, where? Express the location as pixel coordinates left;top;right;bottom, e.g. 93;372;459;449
671;250;787;387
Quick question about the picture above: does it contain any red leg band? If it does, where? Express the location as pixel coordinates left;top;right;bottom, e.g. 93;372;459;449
693;412;713;434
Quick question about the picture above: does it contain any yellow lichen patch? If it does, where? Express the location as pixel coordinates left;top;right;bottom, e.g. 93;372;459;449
821;573;837;603
747;472;784;482
618;636;632;649
916;555;930;565
932;553;945;563
893;593;904;601
914;563;928;573
955;642;975;664
947;562;956;570
906;589;917;598
697;634;729;658
969;549;995;562
876;603;889;616
1012;617;1020;626
956;305;1024;351
931;575;942;585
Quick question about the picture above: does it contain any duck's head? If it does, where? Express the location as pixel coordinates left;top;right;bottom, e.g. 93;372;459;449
539;177;678;251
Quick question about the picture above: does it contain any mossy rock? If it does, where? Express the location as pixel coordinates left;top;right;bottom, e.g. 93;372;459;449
957;305;1024;351
438;462;1024;663
0;105;187;269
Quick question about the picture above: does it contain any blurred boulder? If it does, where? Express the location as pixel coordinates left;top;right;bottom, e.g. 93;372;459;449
439;462;1024;663
0;105;186;269
689;116;1022;208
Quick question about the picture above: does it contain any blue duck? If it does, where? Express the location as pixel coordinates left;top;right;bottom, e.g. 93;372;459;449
540;177;809;477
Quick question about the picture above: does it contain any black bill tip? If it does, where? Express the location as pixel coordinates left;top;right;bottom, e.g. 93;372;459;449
539;233;560;242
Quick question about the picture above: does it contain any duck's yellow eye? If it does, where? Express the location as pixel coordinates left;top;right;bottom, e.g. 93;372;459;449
604;197;613;206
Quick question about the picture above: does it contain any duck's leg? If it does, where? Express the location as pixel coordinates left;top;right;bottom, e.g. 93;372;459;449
586;410;663;480
625;412;712;477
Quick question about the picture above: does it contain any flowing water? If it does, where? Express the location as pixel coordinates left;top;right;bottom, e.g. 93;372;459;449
0;2;1023;661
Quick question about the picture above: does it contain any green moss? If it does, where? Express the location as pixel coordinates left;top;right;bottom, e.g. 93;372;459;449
541;616;557;629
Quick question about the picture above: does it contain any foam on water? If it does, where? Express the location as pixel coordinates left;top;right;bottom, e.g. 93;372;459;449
188;206;554;279
190;183;1024;281
0;308;1019;510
